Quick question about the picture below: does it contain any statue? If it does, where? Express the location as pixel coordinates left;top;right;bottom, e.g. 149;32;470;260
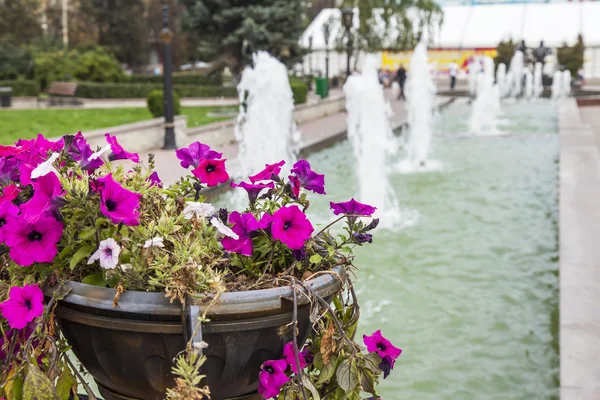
533;41;551;65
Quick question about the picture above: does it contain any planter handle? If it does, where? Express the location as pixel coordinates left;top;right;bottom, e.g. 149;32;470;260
184;298;204;356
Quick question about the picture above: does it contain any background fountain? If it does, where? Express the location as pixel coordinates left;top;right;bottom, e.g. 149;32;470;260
525;69;534;100
551;70;564;99
468;59;478;97
508;51;524;98
563;70;572;97
534;62;544;98
235;51;300;178
496;63;507;99
470;56;501;134
344;54;401;224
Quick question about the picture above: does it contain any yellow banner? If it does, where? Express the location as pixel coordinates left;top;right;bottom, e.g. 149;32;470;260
381;48;498;73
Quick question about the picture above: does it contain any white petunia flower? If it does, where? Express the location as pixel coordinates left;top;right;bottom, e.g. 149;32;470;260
88;144;112;161
210;217;239;239
31;152;60;179
88;238;121;270
183;202;215;220
143;237;165;248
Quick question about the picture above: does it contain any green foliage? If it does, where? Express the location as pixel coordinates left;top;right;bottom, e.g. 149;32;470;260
22;363;59;400
73;47;125;83
147;89;182;118
129;73;223;86
557;34;585;78
495;38;517;70
33;50;78;91
76;82;237;99
182;0;307;78
290;81;308;104
0;0;44;46
0;44;35;80
0;80;39;97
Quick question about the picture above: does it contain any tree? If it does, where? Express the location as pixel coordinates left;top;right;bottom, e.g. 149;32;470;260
495;38;517;70
182;0;306;81
557;34;585;78
0;0;44;46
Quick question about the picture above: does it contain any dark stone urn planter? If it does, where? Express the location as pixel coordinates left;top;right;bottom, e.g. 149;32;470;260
46;268;344;400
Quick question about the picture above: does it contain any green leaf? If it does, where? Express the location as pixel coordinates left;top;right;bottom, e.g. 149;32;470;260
332;296;343;312
301;374;321;400
82;274;106;287
316;355;338;385
70;245;93;270
336;357;358;393
56;368;75;400
78;227;96;240
309;254;322;264
359;368;377;395
313;352;324;370
23;363;59;400
6;375;23;400
363;352;382;375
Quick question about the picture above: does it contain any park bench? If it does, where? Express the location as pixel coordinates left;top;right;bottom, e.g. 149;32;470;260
38;82;81;107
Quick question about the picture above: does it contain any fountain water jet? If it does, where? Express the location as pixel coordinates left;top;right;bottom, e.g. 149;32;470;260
533;63;543;98
468;59;478;97
551;70;563;99
525;69;534;100
508;51;524;98
563;70;572;97
344;54;402;225
496;63;507;99
235;52;300;179
470;56;501;134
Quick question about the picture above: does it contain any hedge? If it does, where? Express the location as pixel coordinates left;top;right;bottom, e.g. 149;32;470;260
290;81;308;105
75;82;237;99
0;80;39;96
128;73;222;86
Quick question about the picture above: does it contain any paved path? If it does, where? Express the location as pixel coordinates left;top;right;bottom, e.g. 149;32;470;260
559;99;600;400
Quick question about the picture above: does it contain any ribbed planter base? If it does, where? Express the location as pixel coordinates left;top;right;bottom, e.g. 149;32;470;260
97;382;262;400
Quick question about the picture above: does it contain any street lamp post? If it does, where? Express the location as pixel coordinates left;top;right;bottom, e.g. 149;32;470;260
342;8;354;78
161;0;176;150
308;35;313;77
323;22;331;84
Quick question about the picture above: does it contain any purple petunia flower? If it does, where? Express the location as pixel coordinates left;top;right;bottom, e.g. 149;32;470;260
289;160;325;195
0;285;44;329
0;199;18;243
230;181;274;204
258;359;290;399
363;330;402;362
0;157;19;186
271;206;314;250
193;158;229;187
283;342;309;374
68;132;104;171
147;171;162;187
20;173;64;224
105;134;140;163
379;355;394;379
249;160;285;183
176;142;223;169
330;198;377;216
220;212;261;256
353;233;373;244
288;175;301;198
97;174;142;226
4;215;64;267
292;247;307;261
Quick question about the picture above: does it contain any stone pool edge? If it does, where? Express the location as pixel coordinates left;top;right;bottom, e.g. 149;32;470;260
558;97;600;399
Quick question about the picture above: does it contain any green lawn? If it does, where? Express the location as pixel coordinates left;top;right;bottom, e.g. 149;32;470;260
0;106;237;145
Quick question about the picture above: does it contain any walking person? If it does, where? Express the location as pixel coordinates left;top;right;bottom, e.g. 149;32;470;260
397;64;407;100
449;60;458;90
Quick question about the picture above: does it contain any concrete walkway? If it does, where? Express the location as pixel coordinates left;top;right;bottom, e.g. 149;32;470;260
559;99;600;399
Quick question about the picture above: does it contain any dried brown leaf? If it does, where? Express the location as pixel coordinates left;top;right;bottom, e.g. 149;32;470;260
320;321;336;365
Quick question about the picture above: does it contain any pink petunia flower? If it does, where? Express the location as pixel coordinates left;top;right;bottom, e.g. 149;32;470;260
97;174;142;226
0;185;20;202
15;134;64;168
363;330;402;361
193;159;229;187
0;198;19;243
271;206;314;250
0;285;44;329
230;181;274;204
4;215;64;266
176;142;223;169
289;160;325;195
330;198;377;217
220;212;261;256
249;160;285;183
19;172;64;224
283;342;310;374
147;171;162;187
258;359;290;399
105;134;140;163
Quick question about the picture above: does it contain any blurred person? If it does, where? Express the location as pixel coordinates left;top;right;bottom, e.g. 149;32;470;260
396;64;407;99
449;60;458;90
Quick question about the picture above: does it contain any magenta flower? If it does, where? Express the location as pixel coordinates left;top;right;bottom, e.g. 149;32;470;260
271;206;314;250
97;174;142;226
147;171;162;187
0;144;25;158
18;163;34;187
105;134;140;163
230;181;274;204
68;132;103;171
283;342;310;373
249;160;285;183
363;330;402;362
0;199;19;243
0;157;19;185
221;212;261;256
258;359;290;399
176;142;223;169
4;215;63;266
0;285;44;329
257;213;272;230
289;175;301;198
0;185;21;202
330;198;377;216
20;172;64;223
193;158;229;187
15;134;64;166
289;160;325;195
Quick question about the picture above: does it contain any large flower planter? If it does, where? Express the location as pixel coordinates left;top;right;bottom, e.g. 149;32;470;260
46;268;344;400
